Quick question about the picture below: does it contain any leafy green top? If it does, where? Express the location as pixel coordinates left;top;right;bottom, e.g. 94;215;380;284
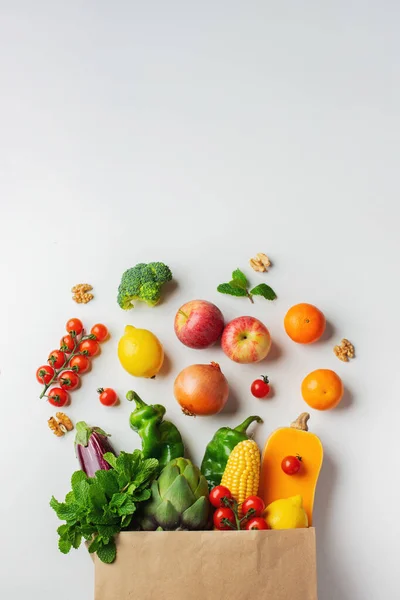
50;451;159;564
217;269;276;303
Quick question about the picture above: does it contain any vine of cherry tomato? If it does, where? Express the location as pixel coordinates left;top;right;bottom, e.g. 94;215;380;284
281;455;302;475
38;319;109;407
251;375;270;398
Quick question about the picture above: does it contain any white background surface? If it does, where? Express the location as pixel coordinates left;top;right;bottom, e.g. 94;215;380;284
1;2;399;599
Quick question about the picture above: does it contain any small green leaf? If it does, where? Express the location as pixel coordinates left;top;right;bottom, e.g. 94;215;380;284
109;493;129;509
58;538;72;554
95;470;119;498
121;514;133;528
103;452;117;469
74;480;91;507
50;497;78;522
131;488;151;502
71;470;87;491
65;491;75;504
88;535;102;553
217;283;247;297
96;539;116;564
231;269;248;289
132;458;159;487
81;525;97;540
89;483;107;511
71;532;82;549
57;524;69;537
97;524;121;538
249;283;277;301
117;501;136;516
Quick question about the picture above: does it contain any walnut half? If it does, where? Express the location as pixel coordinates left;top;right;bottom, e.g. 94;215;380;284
333;339;355;362
249;253;271;272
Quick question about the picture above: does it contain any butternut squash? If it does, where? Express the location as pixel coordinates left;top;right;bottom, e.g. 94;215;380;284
259;413;323;525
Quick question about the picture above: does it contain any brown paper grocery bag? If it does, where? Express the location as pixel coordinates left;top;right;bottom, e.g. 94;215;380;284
94;528;317;600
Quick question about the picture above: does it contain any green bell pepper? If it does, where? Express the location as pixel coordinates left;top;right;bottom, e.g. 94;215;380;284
201;415;263;489
127;391;184;472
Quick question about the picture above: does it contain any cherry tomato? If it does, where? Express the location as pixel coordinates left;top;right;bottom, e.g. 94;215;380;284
251;375;270;399
36;365;55;384
241;496;265;518
65;318;83;336
78;339;99;357
209;486;232;508
98;387;118;406
60;334;75;353
213;507;235;530
91;323;108;342
48;350;66;369
48;387;69;407
281;455;302;475
59;370;80;391
245;517;269;531
69;354;90;374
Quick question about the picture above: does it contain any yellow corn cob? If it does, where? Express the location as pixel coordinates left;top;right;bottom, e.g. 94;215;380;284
221;439;260;517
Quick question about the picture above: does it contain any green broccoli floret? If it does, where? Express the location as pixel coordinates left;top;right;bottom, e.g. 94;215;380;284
117;262;173;309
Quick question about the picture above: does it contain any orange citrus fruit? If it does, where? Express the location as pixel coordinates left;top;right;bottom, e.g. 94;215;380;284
284;303;326;344
301;369;344;410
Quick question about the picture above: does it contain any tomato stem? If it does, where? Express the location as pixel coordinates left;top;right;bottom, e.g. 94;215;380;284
221;518;236;530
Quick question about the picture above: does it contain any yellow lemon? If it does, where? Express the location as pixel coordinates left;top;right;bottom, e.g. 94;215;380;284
264;495;308;530
118;325;164;378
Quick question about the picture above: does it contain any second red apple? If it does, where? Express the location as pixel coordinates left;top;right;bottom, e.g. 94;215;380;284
221;316;271;363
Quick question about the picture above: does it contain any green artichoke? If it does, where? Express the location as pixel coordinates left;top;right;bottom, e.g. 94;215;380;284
139;457;211;531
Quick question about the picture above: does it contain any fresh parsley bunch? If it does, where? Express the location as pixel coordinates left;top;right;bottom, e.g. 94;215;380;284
218;269;277;303
50;451;159;564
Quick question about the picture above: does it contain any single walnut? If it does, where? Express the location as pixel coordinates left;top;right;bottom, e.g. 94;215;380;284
56;412;74;431
48;417;64;437
72;283;94;304
48;413;74;437
333;338;355;362
249;253;271;272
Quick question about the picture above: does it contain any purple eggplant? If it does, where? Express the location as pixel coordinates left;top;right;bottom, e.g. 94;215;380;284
75;421;117;477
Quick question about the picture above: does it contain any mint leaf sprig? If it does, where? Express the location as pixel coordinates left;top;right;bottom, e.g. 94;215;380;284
217;269;277;303
50;451;159;564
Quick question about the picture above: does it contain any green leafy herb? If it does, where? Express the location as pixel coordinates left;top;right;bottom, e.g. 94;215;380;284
217;283;248;297
249;283;277;301
231;269;248;289
218;269;254;303
217;268;277;303
50;450;159;564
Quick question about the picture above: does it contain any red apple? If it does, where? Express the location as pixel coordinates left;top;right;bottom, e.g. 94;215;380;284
174;300;224;349
221;316;271;363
